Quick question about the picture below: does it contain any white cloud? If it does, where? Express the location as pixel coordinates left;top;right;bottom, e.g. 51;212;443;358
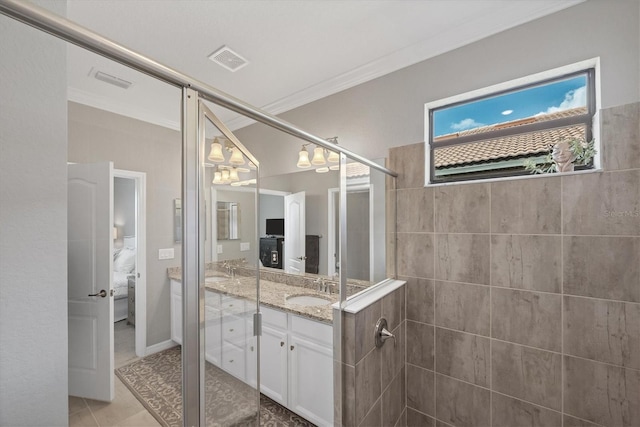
536;85;587;116
450;118;485;131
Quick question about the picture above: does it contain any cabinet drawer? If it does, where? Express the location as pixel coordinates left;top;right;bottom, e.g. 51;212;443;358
205;290;221;308
222;314;245;345
290;315;332;347
221;296;246;315
222;342;246;381
261;305;287;329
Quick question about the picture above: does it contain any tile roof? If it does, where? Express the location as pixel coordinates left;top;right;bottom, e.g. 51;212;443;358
434;107;587;168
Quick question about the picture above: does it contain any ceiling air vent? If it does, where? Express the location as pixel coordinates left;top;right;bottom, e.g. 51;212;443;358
94;71;132;89
208;45;249;72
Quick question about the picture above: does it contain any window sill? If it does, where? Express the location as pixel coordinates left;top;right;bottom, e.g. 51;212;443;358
425;167;602;188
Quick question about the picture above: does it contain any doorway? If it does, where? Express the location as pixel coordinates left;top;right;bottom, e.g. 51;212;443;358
113;170;147;365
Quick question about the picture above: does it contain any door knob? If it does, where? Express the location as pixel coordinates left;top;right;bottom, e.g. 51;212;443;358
88;289;107;298
296;256;307;261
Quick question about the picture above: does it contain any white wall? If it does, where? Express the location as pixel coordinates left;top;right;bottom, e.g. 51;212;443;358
0;1;69;425
235;0;640;176
259;194;285;237
68;102;182;346
114;177;136;248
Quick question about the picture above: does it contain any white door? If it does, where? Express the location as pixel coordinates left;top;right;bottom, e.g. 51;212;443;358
68;162;114;401
284;191;305;274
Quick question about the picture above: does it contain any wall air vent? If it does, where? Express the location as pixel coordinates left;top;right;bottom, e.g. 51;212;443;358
94;71;132;89
208;45;249;72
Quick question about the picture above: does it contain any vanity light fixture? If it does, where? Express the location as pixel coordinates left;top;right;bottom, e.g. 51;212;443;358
297;145;311;168
212;171;223;184
229;168;240;182
208;137;225;162
311;146;326;166
326;137;339;163
221;169;230;183
229;147;245;165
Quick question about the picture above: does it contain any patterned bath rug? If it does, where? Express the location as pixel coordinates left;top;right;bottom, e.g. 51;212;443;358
115;346;314;427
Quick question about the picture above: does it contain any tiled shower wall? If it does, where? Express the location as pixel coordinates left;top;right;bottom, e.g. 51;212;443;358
388;102;640;427
340;285;407;427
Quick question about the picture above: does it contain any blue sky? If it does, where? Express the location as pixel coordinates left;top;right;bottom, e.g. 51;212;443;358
433;74;587;137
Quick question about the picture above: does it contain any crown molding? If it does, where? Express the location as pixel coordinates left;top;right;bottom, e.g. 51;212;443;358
224;1;583;131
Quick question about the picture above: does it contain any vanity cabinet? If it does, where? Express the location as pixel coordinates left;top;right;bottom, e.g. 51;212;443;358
169;280;333;426
260;305;333;427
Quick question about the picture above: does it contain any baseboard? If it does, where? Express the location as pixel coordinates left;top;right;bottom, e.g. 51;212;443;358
145;339;178;356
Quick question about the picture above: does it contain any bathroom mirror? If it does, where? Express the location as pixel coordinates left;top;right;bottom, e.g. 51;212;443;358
217;201;239;240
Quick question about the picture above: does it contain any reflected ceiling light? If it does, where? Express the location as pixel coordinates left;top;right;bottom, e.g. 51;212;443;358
212;171;223;184
316;167;329;173
230;181;242;187
329;165;340;171
208;138;225;162
221;169;230;182
229;168;240;182
297;145;311;168
229;147;245;165
311;146;326;165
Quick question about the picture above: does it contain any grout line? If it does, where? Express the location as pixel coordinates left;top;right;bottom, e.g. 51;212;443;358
561;174;565;427
432;187;437;423
489;182;493;427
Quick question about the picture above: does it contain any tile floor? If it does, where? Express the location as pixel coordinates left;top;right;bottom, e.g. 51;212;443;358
69;321;160;427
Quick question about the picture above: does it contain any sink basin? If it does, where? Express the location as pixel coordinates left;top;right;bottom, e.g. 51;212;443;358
205;276;229;283
285;294;331;306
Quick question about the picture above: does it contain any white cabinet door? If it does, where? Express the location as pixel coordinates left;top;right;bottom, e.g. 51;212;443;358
260;324;288;406
205;306;222;366
288;332;334;426
170;280;182;345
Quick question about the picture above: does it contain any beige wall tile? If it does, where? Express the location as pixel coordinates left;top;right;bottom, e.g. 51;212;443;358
491;177;561;234
398;188;434;233
397;233;434;279
564;356;640;427
404;277;434;324
563;170;640;236
564;296;640;369
359;398;381;427
434;184;490;233
563;414;604;427
342;312;356;366
382;286;405;332
435;234;490;285
492;393;562;427
395;408;407;427
491;341;562;410
601;102;640;171
382;322;405;391
564;236;640;302
490;235;562;293
406;364;435;417
435;281;490;336
354;300;381;364
406;321;434;370
491;288;562;352
435;374;490;427
381;367;406;427
435;328;489;387
389;143;425;190
407;408;435;427
355;349;382;424
342;363;356;427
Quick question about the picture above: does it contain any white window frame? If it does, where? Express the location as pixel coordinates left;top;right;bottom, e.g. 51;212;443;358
424;57;602;186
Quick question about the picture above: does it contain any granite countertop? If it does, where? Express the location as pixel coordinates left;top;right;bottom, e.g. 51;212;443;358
168;271;338;324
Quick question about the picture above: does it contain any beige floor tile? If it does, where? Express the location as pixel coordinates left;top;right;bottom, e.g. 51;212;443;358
69;407;98;427
69;395;88;415
113;409;162;427
87;380;146;426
